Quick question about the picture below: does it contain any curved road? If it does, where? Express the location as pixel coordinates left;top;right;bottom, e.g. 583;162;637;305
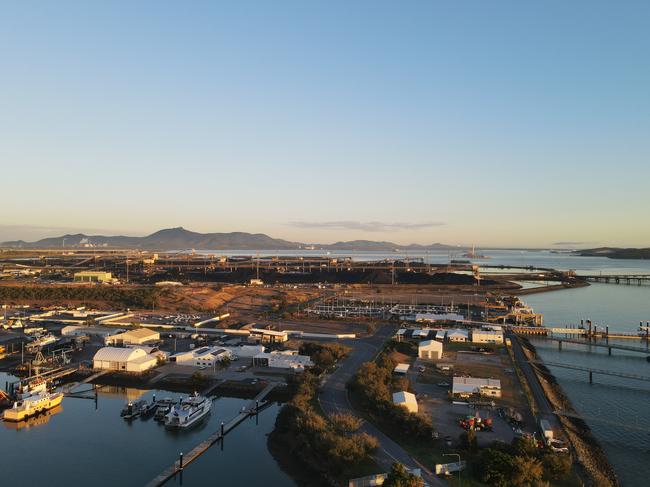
318;324;444;486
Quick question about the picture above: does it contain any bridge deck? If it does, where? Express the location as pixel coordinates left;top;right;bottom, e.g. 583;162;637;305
542;336;650;354
534;360;650;382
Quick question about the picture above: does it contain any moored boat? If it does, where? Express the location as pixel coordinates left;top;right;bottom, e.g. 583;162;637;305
164;393;211;429
154;398;175;422
121;400;146;421
3;391;64;422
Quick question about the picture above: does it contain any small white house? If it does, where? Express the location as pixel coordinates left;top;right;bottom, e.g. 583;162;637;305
418;340;443;360
394;363;410;374
447;329;469;342
393;391;418;413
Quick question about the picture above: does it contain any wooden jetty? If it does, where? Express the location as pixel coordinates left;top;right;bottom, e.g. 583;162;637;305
145;382;276;487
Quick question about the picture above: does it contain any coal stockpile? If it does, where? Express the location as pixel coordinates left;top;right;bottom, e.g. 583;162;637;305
143;268;491;286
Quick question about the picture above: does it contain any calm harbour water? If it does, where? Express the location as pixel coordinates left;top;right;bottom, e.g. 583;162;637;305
0;383;294;487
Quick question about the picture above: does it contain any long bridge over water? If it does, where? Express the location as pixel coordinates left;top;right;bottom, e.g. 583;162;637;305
578;274;650;285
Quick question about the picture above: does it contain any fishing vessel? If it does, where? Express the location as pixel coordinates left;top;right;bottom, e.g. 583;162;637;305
164;393;211;429
3;391;64;422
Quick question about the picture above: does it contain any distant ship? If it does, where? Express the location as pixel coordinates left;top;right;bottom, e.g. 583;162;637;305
462;244;490;260
3;390;64;422
164;393;211;429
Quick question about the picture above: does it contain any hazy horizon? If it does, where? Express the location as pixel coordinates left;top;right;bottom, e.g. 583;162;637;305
2;1;649;248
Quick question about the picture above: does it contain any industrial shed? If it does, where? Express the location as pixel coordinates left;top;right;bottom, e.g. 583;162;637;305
392;391;418;413
447;329;469;342
105;328;160;346
471;330;504;344
418;340;443;360
93;347;158;373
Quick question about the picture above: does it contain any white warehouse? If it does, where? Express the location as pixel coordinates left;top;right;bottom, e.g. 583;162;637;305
93;347;159;373
105;328;160;346
418;340;443;360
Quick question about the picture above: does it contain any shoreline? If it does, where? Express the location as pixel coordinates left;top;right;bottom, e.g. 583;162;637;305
513;280;590;295
519;337;620;487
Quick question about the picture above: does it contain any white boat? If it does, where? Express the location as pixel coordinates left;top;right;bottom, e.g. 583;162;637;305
26;334;57;352
164;393;211;429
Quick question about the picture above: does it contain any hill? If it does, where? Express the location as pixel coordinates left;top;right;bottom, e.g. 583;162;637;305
576;247;650;259
1;227;457;251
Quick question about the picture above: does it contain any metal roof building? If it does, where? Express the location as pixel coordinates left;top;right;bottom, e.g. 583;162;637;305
452;376;502;398
93;346;159;373
418;339;443;360
392;391;418;413
105;328;160;346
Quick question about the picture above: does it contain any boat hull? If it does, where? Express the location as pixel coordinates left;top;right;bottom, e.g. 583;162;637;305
3;393;63;422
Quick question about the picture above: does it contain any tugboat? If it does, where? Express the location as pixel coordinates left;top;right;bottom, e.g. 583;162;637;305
164;393;211;429
3;390;64;422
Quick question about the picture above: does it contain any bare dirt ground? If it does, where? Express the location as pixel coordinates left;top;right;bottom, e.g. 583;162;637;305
155;284;321;317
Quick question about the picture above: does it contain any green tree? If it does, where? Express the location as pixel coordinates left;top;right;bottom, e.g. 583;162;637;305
542;454;571;482
383;463;425;487
511;455;545;487
478;448;515;487
460;428;478;452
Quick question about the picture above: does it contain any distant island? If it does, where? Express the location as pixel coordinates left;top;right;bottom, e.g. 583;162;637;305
0;227;460;252
576;247;650;260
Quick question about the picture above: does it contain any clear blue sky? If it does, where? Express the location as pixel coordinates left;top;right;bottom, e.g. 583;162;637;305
1;1;649;247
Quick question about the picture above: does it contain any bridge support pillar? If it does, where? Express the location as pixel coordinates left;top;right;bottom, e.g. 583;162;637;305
589;371;593;384
558;340;562;351
608;347;612;356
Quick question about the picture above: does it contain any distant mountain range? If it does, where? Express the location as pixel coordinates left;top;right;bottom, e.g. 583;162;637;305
575;247;650;260
1;227;460;252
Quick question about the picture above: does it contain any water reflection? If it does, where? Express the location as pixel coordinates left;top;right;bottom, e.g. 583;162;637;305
3;404;64;430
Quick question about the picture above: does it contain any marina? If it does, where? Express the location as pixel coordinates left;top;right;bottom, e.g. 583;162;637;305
0;372;294;487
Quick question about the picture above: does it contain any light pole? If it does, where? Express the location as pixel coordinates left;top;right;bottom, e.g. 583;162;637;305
443;453;461;487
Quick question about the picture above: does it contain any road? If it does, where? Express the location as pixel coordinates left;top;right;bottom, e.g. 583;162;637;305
507;332;559;428
318;324;445;486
